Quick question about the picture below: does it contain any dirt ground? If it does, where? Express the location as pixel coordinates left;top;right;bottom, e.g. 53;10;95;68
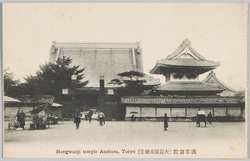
3;120;247;158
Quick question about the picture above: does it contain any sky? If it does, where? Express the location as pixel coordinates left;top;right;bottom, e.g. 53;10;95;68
3;3;248;90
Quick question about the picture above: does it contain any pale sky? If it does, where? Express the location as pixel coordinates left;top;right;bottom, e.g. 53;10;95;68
3;3;248;90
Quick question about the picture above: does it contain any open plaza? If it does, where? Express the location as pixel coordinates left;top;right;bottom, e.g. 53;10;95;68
4;120;247;158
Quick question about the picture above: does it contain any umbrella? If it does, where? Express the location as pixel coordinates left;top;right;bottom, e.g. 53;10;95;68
198;111;206;115
3;96;21;103
51;103;63;107
99;112;104;115
29;104;47;114
98;112;105;117
130;111;138;114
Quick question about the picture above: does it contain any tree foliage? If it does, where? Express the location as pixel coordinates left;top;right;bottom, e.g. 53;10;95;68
4;68;20;96
109;70;151;96
6;56;88;96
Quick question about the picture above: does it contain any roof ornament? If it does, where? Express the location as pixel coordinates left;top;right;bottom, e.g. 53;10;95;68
136;46;142;54
183;39;191;45
209;71;214;75
136;41;142;54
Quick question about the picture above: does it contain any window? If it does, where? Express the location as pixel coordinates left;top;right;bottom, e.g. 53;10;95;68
173;73;183;79
107;89;114;95
187;73;197;79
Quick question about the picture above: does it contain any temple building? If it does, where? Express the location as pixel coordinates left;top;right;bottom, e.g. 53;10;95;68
202;71;237;96
122;39;245;121
49;41;144;87
48;41;156;120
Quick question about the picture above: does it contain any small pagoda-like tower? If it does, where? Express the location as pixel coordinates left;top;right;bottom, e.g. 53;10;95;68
121;39;245;122
150;39;224;96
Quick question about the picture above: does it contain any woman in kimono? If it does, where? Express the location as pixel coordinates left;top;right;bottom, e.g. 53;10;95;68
164;113;168;131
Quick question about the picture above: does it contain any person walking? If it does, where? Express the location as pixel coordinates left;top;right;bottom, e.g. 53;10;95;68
88;110;93;124
74;109;82;129
98;112;105;126
20;110;26;129
131;114;135;121
164;113;168;131
16;110;22;127
207;112;212;124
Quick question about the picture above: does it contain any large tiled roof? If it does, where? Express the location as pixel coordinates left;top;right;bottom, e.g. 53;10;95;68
203;71;236;93
121;96;244;105
49;41;144;87
150;39;220;74
156;81;224;92
52;41;141;49
156;59;220;68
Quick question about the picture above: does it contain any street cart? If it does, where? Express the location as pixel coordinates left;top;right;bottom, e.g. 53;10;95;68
8;117;20;130
29;104;50;130
196;111;207;127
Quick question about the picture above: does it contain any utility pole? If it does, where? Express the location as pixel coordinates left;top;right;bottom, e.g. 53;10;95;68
99;75;105;112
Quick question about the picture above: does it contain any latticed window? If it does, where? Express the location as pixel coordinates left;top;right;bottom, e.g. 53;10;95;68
173;73;183;79
187;73;197;79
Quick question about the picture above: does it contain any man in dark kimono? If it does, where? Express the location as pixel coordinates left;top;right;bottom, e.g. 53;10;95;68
88;110;93;124
20;110;26;128
164;113;168;131
16;110;22;127
74;109;82;129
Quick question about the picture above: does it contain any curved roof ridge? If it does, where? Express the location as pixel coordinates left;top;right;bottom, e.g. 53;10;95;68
187;44;206;61
156;80;225;92
166;40;187;60
166;39;207;61
202;71;237;92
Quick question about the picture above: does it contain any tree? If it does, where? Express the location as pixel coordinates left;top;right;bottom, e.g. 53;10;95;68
109;70;153;95
3;68;20;96
10;56;88;96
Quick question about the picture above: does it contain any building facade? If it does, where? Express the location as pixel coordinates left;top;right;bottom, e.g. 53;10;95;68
49;41;145;119
49;41;144;87
122;39;245;121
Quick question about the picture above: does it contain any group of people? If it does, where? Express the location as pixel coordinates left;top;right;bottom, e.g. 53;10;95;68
16;110;26;129
74;110;213;130
15;109;51;130
74;109;105;129
131;112;212;131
